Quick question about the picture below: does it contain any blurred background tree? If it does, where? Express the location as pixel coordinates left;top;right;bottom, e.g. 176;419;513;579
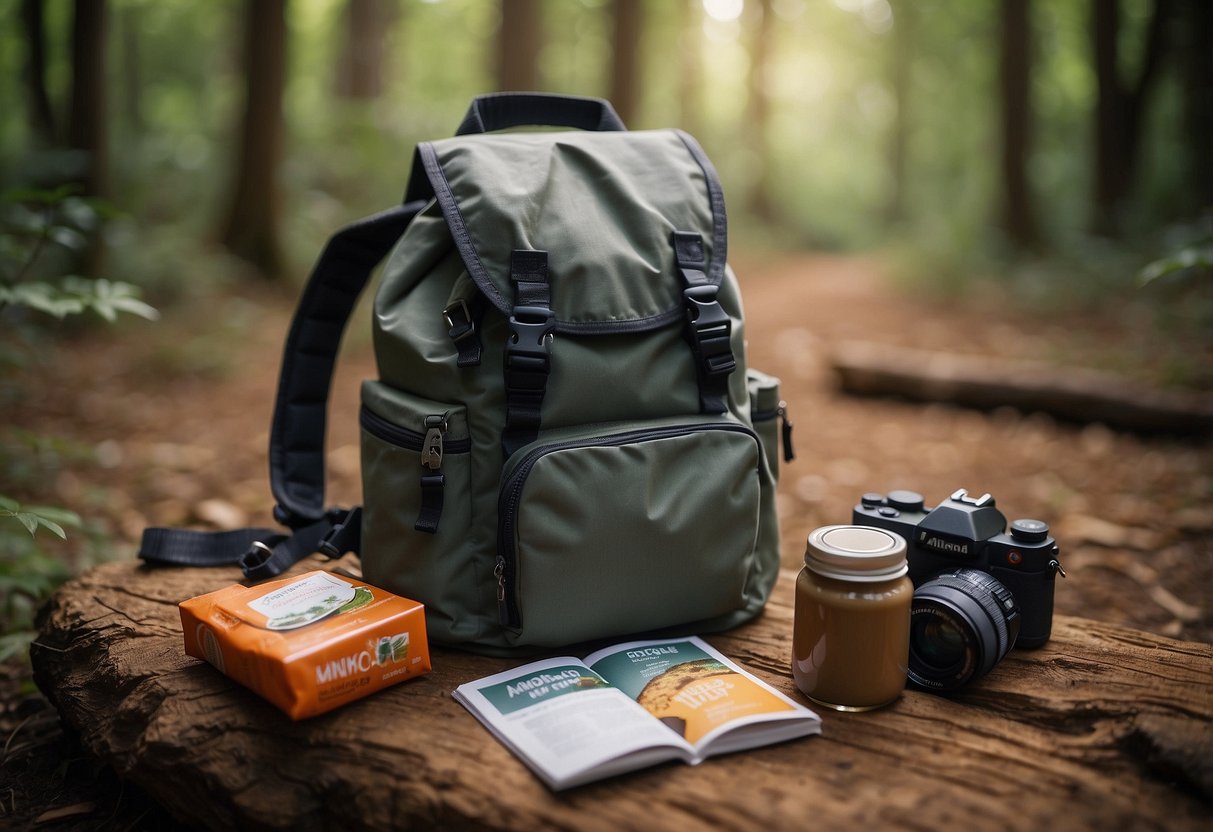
1;0;1206;295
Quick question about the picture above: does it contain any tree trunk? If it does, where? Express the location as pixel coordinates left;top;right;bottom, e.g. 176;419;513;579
219;0;288;280
21;0;57;146
746;0;775;223
999;0;1037;248
1091;0;1175;236
608;0;642;126
1178;0;1213;214
69;0;108;199
335;0;386;100
497;0;542;91
884;0;914;225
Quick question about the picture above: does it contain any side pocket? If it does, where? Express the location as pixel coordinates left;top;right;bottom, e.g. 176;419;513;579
358;380;479;643
745;369;789;616
748;368;792;481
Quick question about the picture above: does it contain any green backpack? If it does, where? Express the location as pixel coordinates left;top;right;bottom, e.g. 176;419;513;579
141;93;793;654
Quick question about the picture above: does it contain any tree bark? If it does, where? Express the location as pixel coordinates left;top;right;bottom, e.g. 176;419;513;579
497;0;542;92
1178;0;1213;213
830;340;1213;436
69;0;108;199
31;559;1213;831
219;0;288;279
999;0;1037;248
608;0;643;126
1091;0;1175;236
21;0;57;146
335;0;386;100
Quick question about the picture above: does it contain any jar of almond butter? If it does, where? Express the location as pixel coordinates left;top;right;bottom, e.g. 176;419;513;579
792;525;912;712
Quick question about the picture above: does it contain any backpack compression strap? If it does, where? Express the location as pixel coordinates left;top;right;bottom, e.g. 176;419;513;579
138;201;424;580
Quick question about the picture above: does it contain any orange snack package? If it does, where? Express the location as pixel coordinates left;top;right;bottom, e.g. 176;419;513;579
180;570;431;719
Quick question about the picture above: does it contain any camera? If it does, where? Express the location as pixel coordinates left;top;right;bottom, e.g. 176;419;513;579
853;489;1065;691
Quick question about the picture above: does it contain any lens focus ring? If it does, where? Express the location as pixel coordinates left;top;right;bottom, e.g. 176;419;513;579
908;569;1021;692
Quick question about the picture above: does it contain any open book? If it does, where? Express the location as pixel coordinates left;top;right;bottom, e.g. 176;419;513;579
453;636;821;790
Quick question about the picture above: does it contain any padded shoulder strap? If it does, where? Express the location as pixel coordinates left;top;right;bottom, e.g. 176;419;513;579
269;201;424;527
139;202;422;579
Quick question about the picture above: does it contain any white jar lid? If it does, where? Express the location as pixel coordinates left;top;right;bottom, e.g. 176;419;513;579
805;525;908;582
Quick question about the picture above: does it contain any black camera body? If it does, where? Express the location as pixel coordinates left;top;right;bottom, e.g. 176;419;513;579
853;489;1062;648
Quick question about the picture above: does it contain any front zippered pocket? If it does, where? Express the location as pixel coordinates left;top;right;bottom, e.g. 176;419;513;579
495;418;763;646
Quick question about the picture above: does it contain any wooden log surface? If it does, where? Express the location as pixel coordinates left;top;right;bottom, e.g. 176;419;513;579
32;557;1213;831
830;340;1213;435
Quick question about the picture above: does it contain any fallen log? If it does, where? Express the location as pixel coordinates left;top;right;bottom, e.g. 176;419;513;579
830;340;1213;435
32;557;1213;831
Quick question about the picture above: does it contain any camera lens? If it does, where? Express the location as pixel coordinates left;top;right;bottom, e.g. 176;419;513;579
907;569;1021;692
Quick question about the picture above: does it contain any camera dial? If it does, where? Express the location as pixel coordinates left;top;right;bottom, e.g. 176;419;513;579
1010;518;1049;543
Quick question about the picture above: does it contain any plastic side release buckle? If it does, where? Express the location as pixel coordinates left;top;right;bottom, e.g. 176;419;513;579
507;306;555;363
683;284;736;377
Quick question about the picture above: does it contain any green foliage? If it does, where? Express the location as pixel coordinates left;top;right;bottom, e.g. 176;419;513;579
1138;238;1213;289
0;495;81;541
0;495;80;662
0;186;158;323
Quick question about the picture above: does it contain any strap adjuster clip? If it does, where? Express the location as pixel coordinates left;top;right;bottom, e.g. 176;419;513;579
443;300;477;343
318;507;361;558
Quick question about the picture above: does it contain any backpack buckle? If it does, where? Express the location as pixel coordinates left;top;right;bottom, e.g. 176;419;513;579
683;285;735;377
507;306;555;368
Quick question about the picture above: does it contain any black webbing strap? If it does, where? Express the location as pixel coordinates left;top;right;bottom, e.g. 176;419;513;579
138;202;422;580
501;250;554;459
672;231;735;414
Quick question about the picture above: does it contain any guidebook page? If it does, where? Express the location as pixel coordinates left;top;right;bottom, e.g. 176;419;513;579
452;657;691;790
585;636;820;757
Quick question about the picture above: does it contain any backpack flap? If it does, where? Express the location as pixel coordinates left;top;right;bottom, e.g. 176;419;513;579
413;129;727;334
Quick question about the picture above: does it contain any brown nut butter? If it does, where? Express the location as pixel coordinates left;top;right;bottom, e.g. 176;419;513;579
792;525;912;712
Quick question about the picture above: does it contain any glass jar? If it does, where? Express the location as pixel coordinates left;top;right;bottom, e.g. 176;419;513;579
792;525;912;712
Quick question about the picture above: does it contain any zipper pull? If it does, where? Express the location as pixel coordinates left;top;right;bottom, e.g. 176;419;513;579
494;557;510;625
421;411;449;471
778;401;795;463
414;412;450;534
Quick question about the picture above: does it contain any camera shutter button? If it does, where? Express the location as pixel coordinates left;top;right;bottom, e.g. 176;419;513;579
861;493;885;508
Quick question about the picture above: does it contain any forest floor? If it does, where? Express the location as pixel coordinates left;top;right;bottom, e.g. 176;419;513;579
1;253;1211;829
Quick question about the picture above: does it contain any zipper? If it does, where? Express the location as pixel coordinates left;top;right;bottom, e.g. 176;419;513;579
360;405;472;454
495;421;759;629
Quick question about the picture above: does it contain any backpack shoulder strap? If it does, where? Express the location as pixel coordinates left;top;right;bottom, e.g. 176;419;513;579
138;201;425;580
